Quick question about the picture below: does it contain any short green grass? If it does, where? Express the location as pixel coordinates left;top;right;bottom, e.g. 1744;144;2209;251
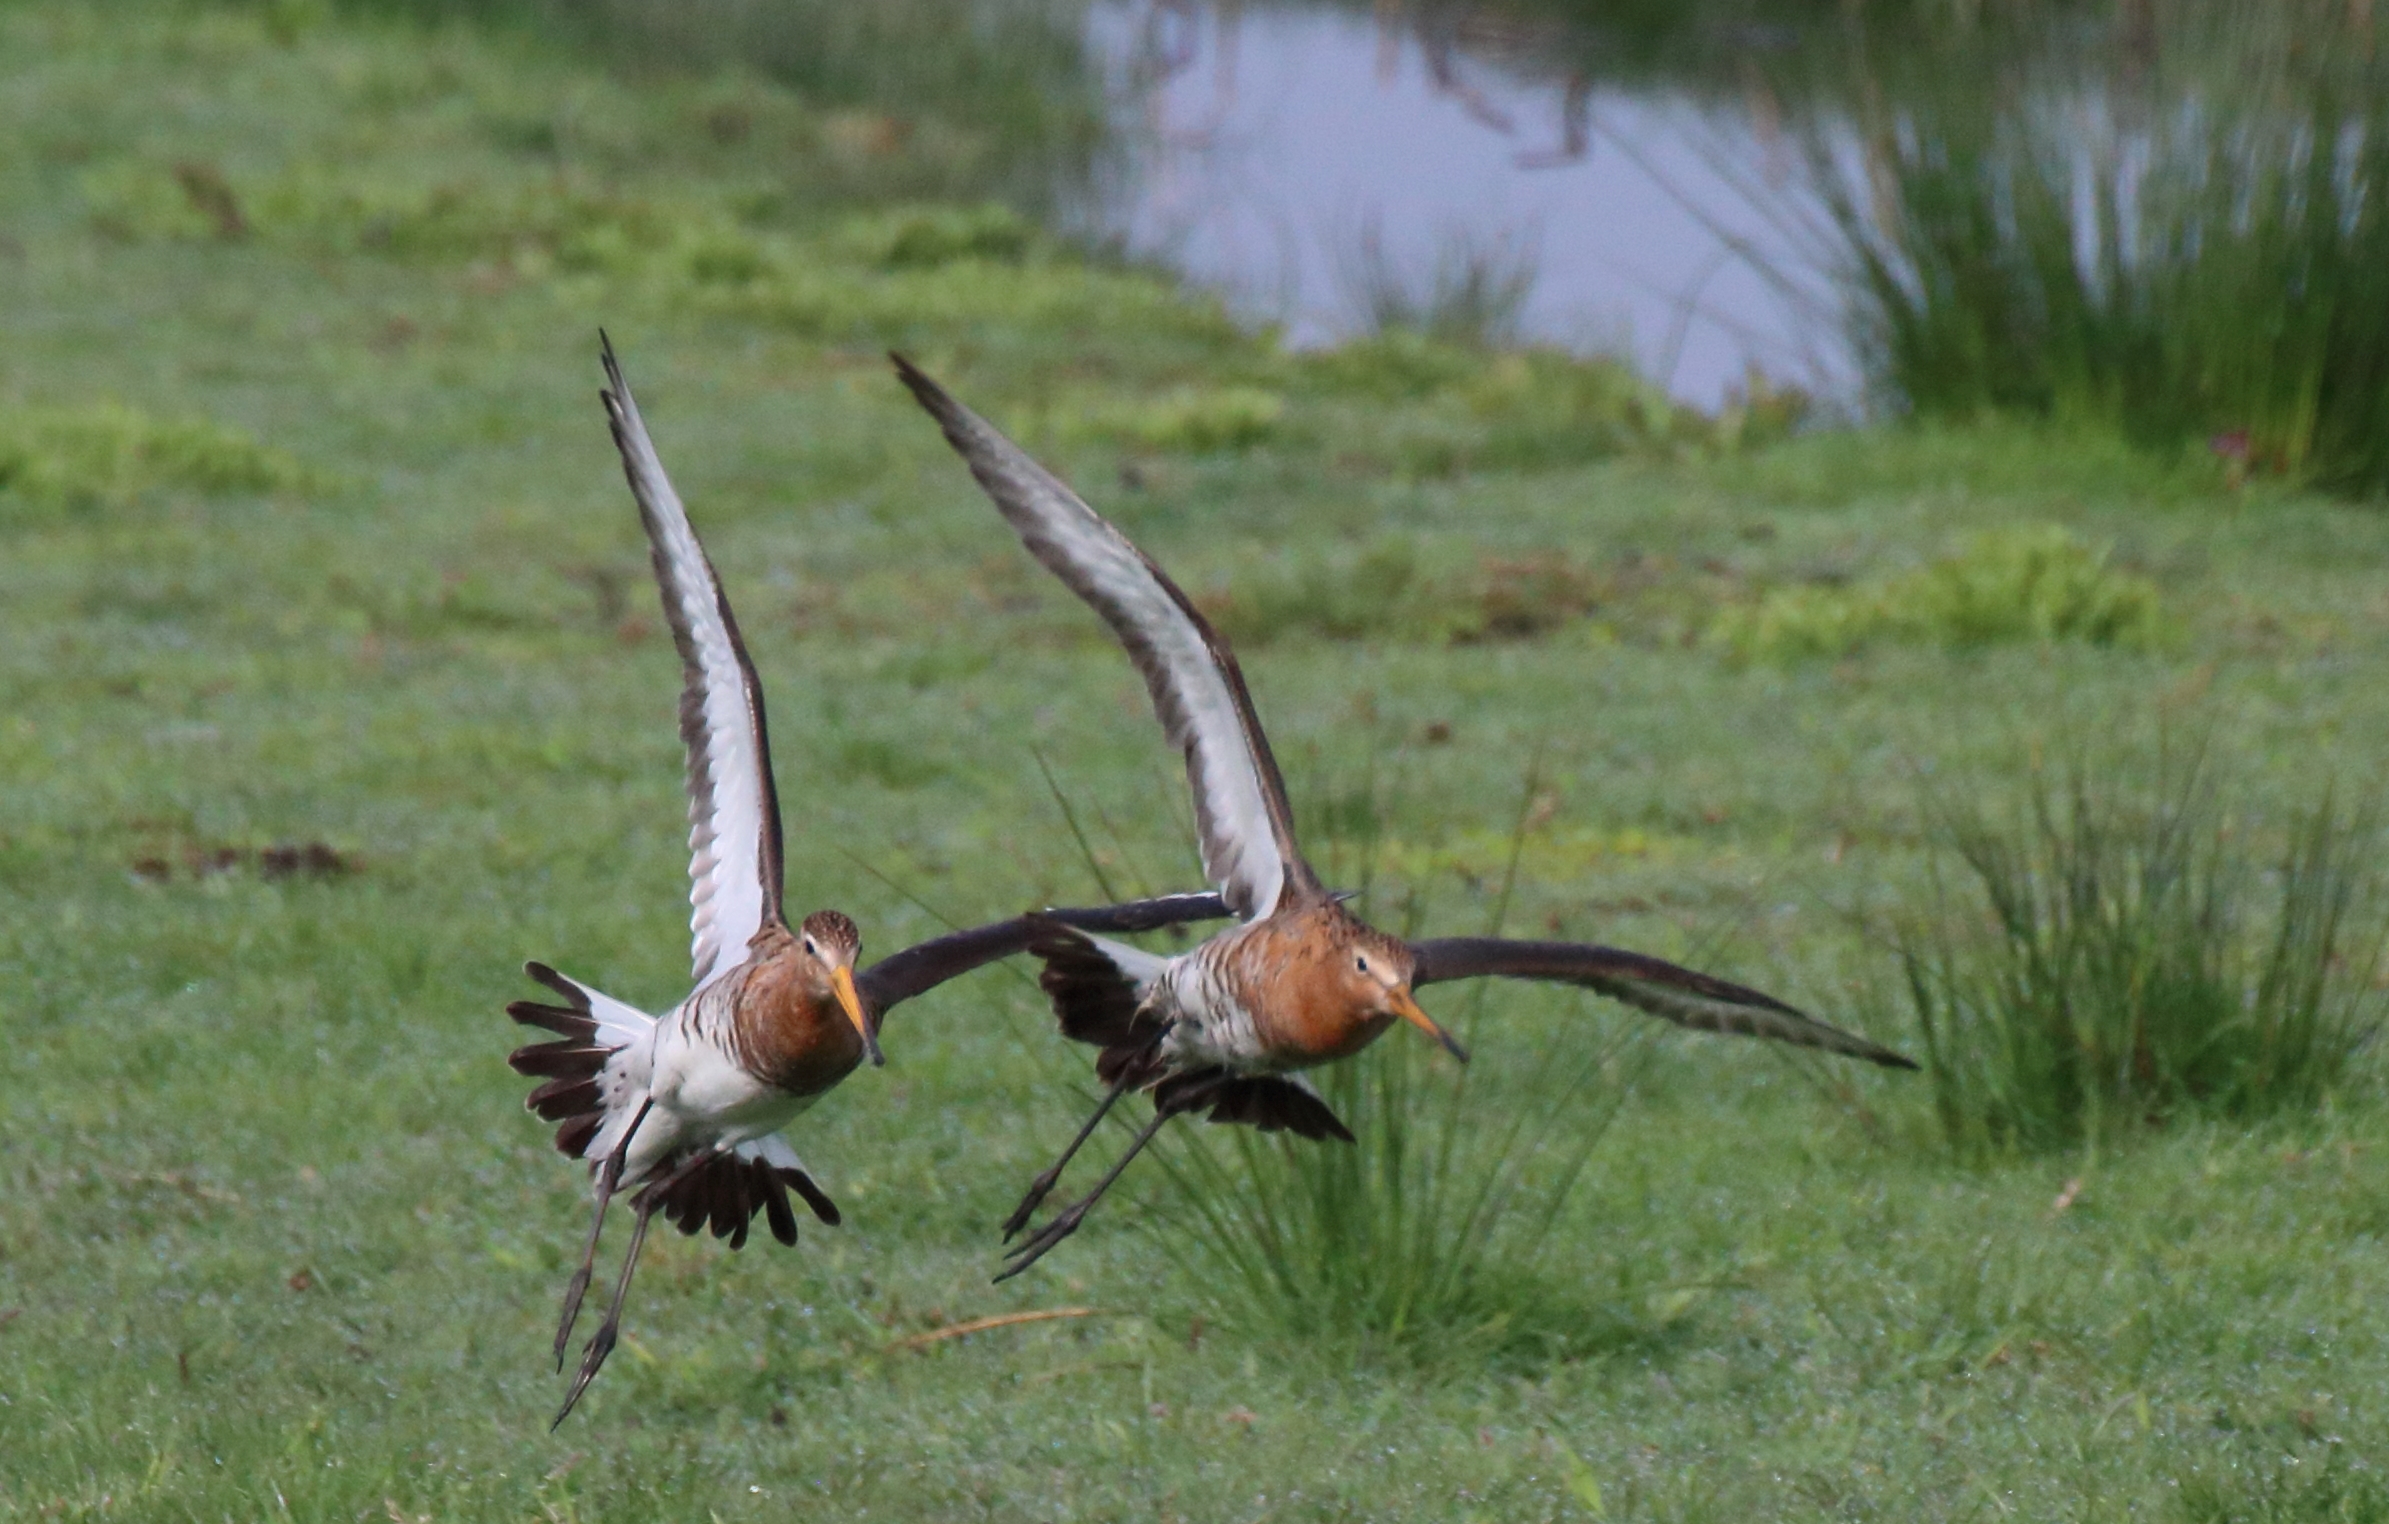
9;5;2389;1520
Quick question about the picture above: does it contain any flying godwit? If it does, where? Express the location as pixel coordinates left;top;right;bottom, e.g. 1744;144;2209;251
892;356;1917;1281
510;339;1230;1424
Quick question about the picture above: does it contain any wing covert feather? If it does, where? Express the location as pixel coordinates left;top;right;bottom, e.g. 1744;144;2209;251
1408;937;1917;1069
893;357;1314;921
600;337;785;985
855;891;1233;1022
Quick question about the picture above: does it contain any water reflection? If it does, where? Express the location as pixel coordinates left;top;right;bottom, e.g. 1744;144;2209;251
1089;1;1843;406
506;0;2389;483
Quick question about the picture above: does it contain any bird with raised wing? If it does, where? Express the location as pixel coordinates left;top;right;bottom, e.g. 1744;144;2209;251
892;355;1917;1282
509;338;1231;1425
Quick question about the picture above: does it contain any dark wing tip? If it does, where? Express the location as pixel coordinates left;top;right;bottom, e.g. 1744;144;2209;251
889;352;971;434
598;331;627;405
1405;935;1920;1071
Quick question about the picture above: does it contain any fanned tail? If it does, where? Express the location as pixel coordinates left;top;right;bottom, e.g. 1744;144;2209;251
507;962;657;1162
649;1134;840;1251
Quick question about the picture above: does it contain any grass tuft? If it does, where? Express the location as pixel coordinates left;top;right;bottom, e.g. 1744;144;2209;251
1052;384;1286;454
1807;2;2389;493
1338;220;1539;350
1144;1027;1642;1365
1198;540;1610;647
1140;770;1648;1365
1888;743;2389;1153
1713;524;2163;663
0;401;322;517
832;201;1037;269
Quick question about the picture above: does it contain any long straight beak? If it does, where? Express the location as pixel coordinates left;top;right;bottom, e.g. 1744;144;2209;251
1389;988;1468;1063
831;966;883;1068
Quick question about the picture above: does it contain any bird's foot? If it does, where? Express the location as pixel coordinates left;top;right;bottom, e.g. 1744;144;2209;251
552;1322;617;1430
999;1167;1064;1241
993;1201;1088;1283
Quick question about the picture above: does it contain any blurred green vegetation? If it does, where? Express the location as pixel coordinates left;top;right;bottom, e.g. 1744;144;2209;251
0;401;323;517
262;0;1111;209
1713;524;2166;663
1807;0;2389;494
6;2;2389;1520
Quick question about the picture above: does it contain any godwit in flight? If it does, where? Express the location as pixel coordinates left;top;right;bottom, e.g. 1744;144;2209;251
510;339;1228;1424
892;355;1916;1281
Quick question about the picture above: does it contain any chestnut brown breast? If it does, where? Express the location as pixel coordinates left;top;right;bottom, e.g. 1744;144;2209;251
730;932;865;1096
1231;907;1396;1065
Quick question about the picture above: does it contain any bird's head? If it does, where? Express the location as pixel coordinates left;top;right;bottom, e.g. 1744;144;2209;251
799;909;880;1068
1343;930;1468;1063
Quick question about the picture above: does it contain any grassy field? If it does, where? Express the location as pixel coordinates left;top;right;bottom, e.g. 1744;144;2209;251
9;5;2389;1519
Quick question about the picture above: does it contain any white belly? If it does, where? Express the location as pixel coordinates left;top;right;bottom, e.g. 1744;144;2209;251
616;999;814;1185
652;1022;807;1130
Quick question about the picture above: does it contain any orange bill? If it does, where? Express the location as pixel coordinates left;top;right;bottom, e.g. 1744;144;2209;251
1389;988;1469;1063
831;965;883;1068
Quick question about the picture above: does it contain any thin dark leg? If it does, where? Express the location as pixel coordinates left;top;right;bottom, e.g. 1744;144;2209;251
553;1097;652;1370
995;1091;1210;1284
551;1145;712;1430
1002;1073;1136;1241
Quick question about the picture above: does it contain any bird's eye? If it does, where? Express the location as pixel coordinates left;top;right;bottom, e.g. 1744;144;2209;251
1355;955;1370;974
803;937;819;957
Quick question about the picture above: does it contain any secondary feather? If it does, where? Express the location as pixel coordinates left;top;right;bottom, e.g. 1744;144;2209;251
601;336;785;986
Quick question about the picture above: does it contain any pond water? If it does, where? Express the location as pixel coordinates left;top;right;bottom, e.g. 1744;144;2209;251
1087;2;1845;407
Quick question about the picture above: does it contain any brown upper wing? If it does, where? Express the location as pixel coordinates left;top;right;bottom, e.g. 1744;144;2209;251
893;356;1317;922
601;335;785;984
855;891;1234;1025
1408;937;1917;1069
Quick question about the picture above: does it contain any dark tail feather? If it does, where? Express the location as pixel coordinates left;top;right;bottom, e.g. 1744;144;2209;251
1027;917;1173;1092
758;1164;800;1246
508;964;625;1159
528;1076;602;1123
784;1167;840;1227
508;1042;610;1079
508;999;598;1041
1192;1076;1356;1142
554;1113;604;1160
647;1152;839;1248
709;1167;748;1244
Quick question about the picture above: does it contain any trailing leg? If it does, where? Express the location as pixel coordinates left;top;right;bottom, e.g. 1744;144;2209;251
996;1081;1221;1283
553;1097;651;1369
1001;1072;1135;1241
551;1144;711;1428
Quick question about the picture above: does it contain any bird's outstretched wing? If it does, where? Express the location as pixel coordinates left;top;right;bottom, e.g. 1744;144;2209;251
1408;937;1917;1069
855;891;1234;1026
600;335;784;986
893;356;1317;923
